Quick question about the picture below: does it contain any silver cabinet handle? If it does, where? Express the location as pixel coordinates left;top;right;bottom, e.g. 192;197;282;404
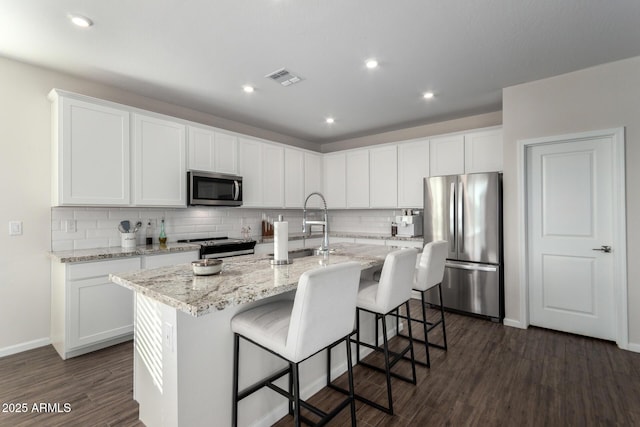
592;245;612;253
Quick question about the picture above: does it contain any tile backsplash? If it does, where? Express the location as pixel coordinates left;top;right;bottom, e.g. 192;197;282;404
50;207;403;251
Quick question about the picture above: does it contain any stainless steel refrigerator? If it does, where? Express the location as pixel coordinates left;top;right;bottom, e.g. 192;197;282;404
423;172;503;321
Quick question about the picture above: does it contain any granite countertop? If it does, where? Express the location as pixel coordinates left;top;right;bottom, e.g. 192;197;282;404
109;243;395;317
50;243;201;263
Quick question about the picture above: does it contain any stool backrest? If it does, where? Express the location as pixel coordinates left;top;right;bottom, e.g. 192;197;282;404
376;248;419;313
414;240;448;291
286;261;362;362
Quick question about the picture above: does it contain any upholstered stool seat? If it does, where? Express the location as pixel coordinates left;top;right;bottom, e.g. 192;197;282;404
231;261;361;427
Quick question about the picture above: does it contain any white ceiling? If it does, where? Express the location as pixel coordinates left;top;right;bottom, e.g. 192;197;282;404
2;1;640;144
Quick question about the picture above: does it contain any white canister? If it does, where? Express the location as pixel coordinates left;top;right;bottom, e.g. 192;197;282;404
121;232;137;249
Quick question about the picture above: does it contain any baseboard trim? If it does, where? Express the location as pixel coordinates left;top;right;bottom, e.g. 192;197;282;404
626;342;640;353
502;318;526;329
0;337;50;358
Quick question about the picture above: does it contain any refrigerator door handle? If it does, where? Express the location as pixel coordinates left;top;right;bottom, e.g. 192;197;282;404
449;182;456;253
458;181;464;253
445;262;498;272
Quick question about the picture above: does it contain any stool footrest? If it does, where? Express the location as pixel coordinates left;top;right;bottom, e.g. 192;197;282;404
328;382;393;415
237;366;290;401
396;331;447;350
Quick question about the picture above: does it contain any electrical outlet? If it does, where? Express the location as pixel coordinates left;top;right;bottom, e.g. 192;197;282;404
163;322;174;352
9;221;22;236
64;219;76;233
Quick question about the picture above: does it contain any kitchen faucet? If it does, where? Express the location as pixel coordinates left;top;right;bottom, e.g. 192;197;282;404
302;192;329;254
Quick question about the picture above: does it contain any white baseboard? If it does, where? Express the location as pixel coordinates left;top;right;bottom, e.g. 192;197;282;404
502;318;527;329
0;337;50;358
626;342;640;353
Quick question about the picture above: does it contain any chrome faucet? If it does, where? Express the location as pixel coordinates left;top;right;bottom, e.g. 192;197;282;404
302;192;329;254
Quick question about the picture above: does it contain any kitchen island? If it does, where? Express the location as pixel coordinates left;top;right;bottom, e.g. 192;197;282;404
109;243;399;427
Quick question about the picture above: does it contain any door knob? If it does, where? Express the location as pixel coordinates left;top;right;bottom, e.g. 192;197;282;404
592;245;612;253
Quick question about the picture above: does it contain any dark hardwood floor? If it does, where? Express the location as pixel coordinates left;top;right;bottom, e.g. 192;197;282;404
1;303;639;426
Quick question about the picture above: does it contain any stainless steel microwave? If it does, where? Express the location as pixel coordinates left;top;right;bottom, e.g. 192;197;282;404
187;171;243;206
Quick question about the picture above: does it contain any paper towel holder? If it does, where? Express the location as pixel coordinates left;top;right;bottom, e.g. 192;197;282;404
270;258;293;265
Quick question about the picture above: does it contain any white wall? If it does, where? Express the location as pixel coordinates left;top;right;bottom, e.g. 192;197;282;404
502;56;640;348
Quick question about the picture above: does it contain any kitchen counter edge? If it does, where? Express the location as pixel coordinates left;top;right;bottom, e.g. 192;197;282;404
50;243;201;263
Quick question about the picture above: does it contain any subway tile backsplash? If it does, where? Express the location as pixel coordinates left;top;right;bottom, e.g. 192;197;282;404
50;207;403;251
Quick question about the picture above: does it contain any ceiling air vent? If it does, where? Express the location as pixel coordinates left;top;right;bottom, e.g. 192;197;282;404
265;68;304;87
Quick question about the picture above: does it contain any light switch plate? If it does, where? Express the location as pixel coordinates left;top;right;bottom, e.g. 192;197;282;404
9;221;22;236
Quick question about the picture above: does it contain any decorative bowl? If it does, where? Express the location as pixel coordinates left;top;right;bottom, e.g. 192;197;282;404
192;259;223;276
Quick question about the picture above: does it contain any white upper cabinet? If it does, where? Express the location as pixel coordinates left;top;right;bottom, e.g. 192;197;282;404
397;138;429;208
284;148;305;208
238;137;284;207
304;152;323;208
346;149;370;208
464;127;503;173
429;134;465;176
323;152;347;208
132;113;187;206
188;125;238;174
50;90;131;206
370;145;398;208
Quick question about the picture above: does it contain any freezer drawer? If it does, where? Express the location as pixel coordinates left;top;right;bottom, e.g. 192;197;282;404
425;261;502;320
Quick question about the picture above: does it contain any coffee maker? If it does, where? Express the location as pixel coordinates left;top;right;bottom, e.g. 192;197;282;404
395;210;423;237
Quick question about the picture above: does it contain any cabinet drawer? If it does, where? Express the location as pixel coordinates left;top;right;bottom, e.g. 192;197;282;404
67;257;141;280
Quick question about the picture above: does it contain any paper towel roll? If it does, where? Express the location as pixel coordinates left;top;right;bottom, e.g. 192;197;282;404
274;221;288;261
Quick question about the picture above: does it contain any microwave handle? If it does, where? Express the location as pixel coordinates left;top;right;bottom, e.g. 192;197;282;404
233;181;240;201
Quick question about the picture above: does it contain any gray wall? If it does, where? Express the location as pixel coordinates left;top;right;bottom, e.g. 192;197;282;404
502;56;640;348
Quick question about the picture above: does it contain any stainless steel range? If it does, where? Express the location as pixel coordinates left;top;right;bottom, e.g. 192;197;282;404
177;237;256;259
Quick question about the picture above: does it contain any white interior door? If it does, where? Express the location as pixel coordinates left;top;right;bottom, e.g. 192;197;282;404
527;136;616;340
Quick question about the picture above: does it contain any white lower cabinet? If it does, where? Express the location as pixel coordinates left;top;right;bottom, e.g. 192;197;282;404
51;257;140;360
51;250;199;360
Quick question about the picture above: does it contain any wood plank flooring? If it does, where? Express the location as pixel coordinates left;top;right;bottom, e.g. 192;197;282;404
1;303;639;426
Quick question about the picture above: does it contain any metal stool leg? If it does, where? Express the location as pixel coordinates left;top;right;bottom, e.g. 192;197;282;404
380;314;394;415
232;333;240;427
421;291;431;367
345;337;357;427
438;283;448;350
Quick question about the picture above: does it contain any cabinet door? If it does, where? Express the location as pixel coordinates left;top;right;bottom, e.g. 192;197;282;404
214;131;238;174
188;125;214;171
398;139;430;208
370;145;398;208
304;152;323;209
429;134;464;176
323;153;346;208
133;114;187;206
238;137;263;207
284;148;305;208
464;128;503;173
346;150;370;208
68;277;134;349
56;96;130;205
262;144;285;208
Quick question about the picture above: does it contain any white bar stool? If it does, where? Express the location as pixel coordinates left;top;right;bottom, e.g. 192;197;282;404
395;240;448;367
328;247;419;415
231;261;361;427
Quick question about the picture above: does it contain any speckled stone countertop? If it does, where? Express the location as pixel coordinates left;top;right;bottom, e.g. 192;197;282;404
50;243;201;263
110;243;396;317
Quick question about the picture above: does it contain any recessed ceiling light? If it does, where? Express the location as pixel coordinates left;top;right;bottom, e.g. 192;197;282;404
423;91;435;99
69;14;93;28
365;59;378;69
325;117;335;124
243;85;255;93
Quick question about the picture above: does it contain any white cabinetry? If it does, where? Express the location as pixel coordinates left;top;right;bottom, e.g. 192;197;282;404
133;114;187;206
464;127;503;173
346;150;370;208
187;125;238;174
430;134;465;176
284;148;305;208
51;257;140;359
142;251;199;269
50;90;131;206
304;152;323;208
397;139;429;208
369;145;398;208
323;152;347;208
238;137;284;207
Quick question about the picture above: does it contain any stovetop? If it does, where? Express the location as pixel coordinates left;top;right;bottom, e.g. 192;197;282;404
177;237;254;247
